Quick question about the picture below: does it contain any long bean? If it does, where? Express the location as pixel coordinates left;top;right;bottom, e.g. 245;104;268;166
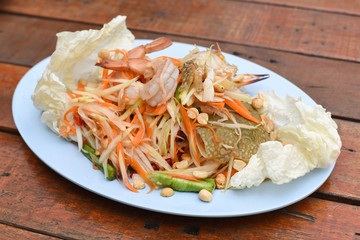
147;172;215;193
81;144;116;180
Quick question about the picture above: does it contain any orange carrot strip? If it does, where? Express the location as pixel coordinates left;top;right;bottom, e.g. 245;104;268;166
128;158;154;193
58;119;76;137
202;101;225;110
166;172;200;182
144;121;152;138
66;91;75;99
173;98;200;167
173;141;179;162
77;82;85;91
92;163;100;170
223;169;238;177
216;42;222;53
95;119;106;137
111;49;128;61
138;104;146;114
64;106;79;120
119;71;129;80
131;127;145;147
195;123;219;144
224;98;260;124
153;104;167;116
94;99;123;111
117;143;139;193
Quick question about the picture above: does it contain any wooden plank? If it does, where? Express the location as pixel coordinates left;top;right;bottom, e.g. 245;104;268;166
0;223;60;240
0;132;359;240
243;0;360;16
1;0;360;62
0;15;359;123
318;119;360;201
0;63;29;131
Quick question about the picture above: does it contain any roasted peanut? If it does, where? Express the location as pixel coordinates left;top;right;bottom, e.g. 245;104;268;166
79;78;88;86
133;180;145;190
161;187;174;197
192;170;209;179
215;173;226;189
173;160;189;169
251;97;264;109
98;49;110;59
187;108;199;119
197;113;209;125
264;119;274;133
233;159;246;171
181;153;191;162
199;189;212;202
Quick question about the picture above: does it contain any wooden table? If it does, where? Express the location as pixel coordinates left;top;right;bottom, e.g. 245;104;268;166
1;1;359;239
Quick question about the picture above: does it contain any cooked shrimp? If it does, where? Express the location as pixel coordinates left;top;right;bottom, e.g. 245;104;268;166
140;58;179;107
127;37;173;59
124;81;144;105
95;37;173;79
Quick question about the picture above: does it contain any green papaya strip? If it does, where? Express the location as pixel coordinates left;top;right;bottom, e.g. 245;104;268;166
147;171;215;193
81;144;116;181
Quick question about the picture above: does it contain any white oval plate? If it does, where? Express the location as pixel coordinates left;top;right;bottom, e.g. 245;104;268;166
12;40;334;217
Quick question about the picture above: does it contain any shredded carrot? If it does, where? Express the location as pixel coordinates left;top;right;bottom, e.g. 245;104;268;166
131;125;145;147
111;49;128;61
66;91;75;99
138;103;146;114
224;98;260;124
95;119;106;137
223;169;238;177
166;172;200;182
128;157;154;193
64;106;79;120
119;71;129;80
77;82;85;91
144;121;152;138
154;56;181;66
177;74;181;83
153;104;167;115
223;107;232;120
202;101;225;110
112;128;118;137
216;42;221;53
117;143;139;193
173;141;180;162
58;119;76;137
102;69;109;89
94;99;123;111
173;97;200;167
92;163;100;170
194;123;219;144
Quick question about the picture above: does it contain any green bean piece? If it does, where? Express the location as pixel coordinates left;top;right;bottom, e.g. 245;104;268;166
147;171;215;193
81;144;116;181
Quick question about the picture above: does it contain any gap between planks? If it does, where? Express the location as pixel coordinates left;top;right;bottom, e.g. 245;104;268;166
233;0;360;17
1;11;360;64
0;220;74;240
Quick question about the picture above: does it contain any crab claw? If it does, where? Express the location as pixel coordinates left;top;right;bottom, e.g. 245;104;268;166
236;74;270;87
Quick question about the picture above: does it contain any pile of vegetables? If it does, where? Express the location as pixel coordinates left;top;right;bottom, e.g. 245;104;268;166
57;40;270;200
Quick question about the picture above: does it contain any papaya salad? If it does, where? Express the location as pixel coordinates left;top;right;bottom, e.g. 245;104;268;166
32;16;341;202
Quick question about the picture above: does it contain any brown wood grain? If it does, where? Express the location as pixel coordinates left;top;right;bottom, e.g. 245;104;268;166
1;0;360;62
0;63;29;132
0;14;359;123
243;0;360;16
0;223;60;240
318;119;360;201
0;132;359;239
